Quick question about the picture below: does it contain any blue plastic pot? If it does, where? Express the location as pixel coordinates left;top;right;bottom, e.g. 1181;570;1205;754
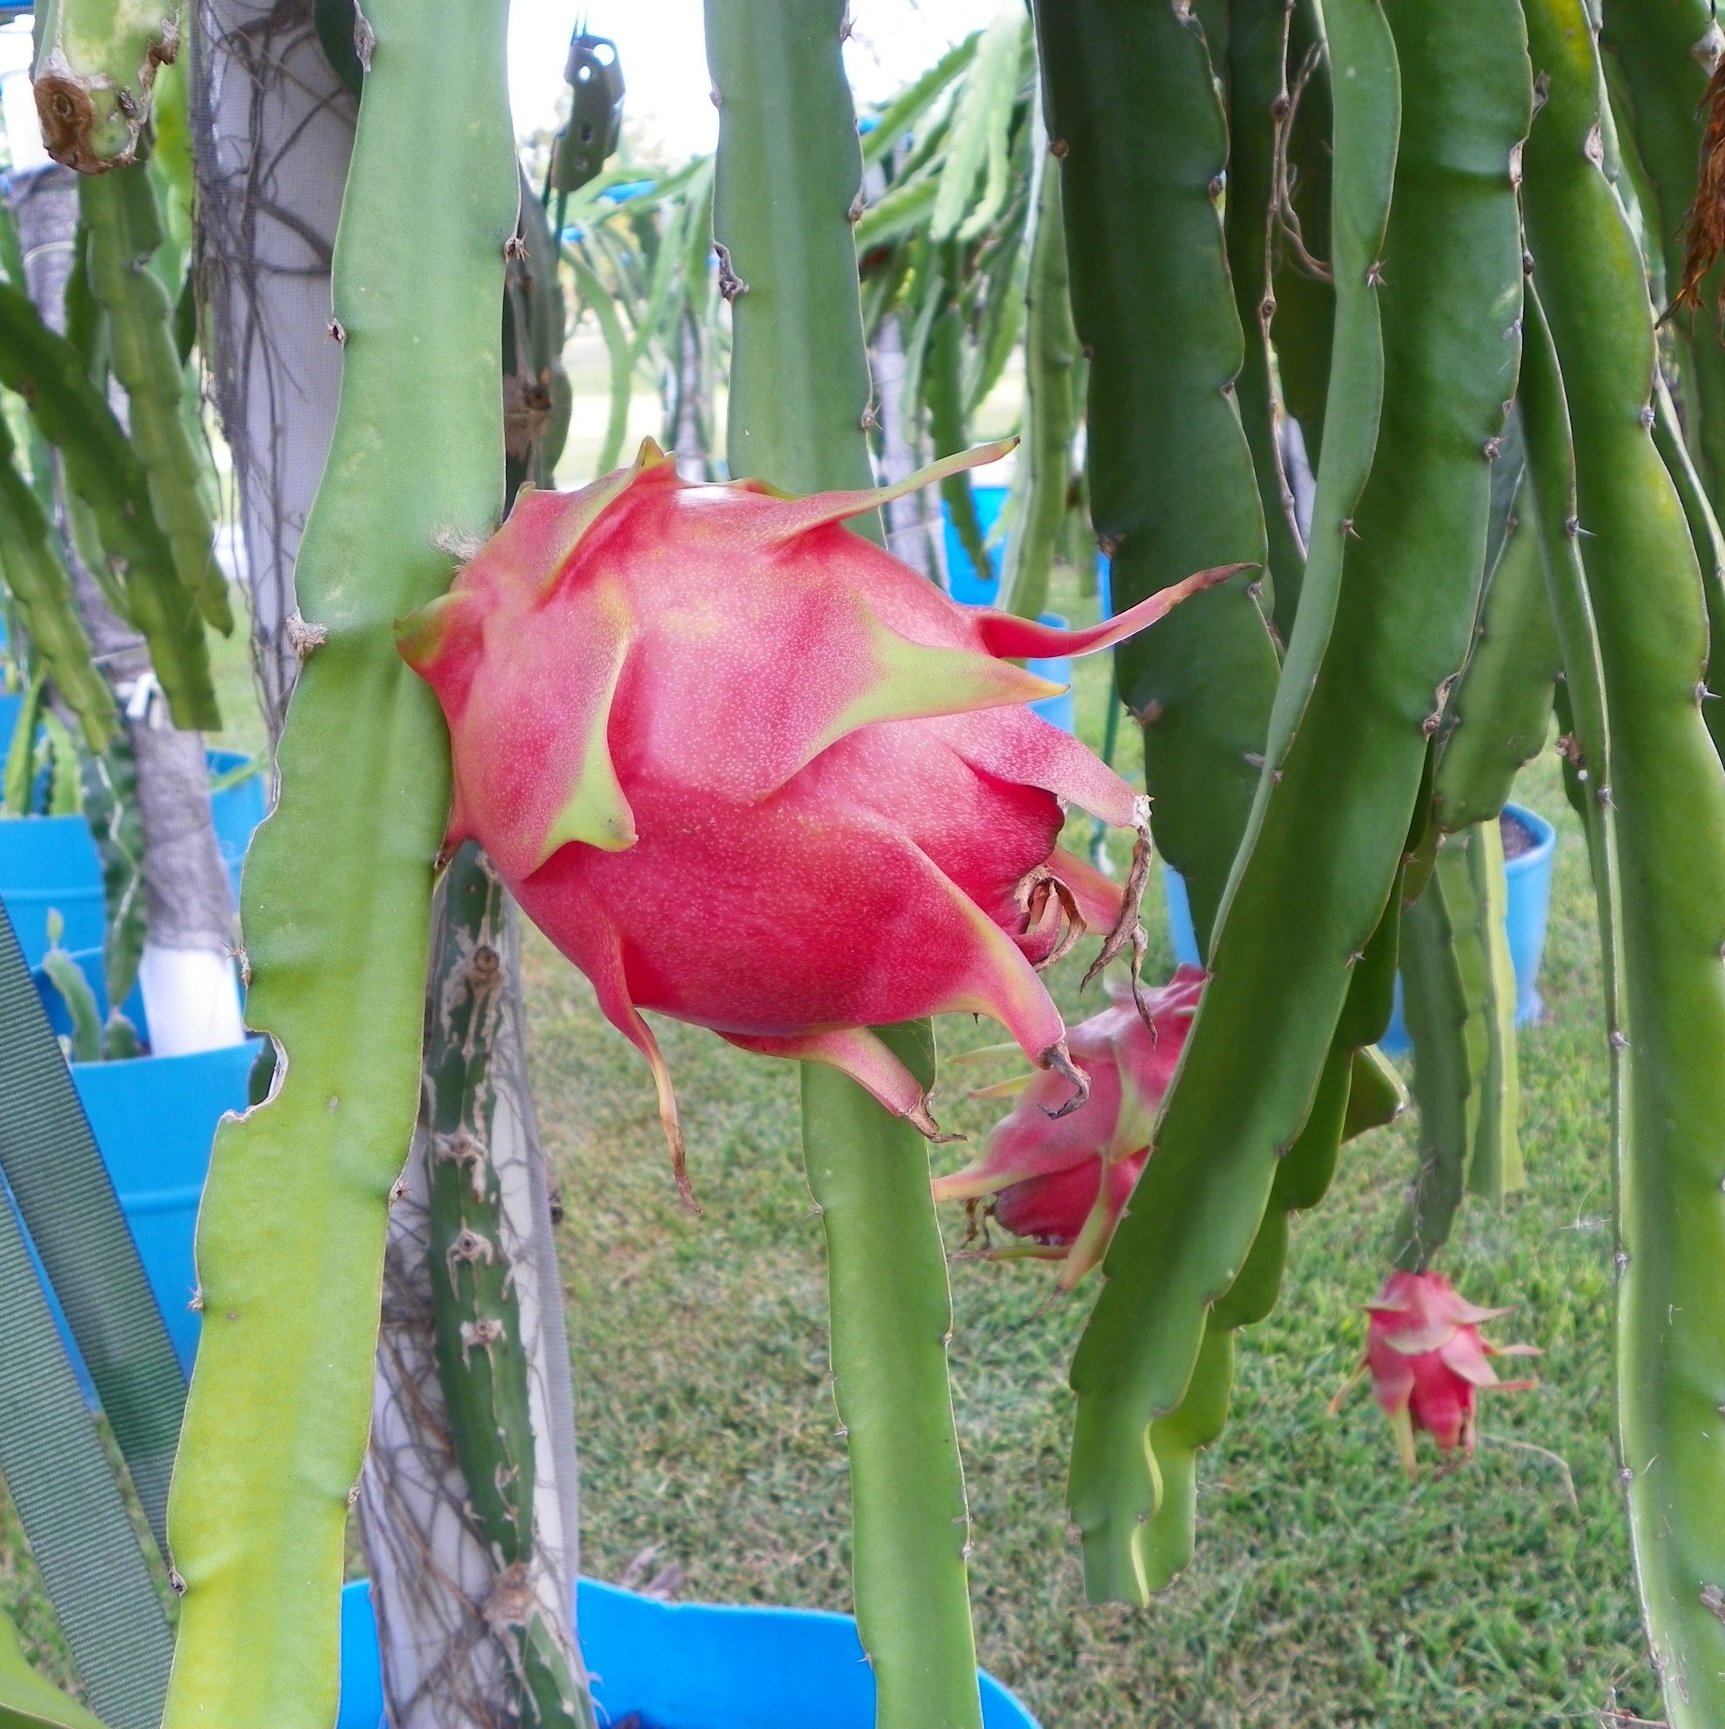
24;947;257;1375
0;812;105;964
1162;802;1559;1054
0;750;265;965
335;1578;1040;1729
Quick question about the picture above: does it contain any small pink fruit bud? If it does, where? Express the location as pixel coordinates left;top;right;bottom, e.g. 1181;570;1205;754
932;965;1206;1285
398;441;1235;1200
1346;1269;1540;1475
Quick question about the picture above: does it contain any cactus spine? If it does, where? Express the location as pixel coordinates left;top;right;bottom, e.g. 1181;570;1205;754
1521;6;1725;1718
707;4;983;1724
160;2;515;1722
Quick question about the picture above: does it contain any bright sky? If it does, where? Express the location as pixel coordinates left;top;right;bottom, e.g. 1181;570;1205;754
507;0;998;163
1;4;997;170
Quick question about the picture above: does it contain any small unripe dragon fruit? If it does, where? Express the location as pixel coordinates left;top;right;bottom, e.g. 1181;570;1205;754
398;441;1233;1200
1335;1269;1539;1476
932;965;1205;1285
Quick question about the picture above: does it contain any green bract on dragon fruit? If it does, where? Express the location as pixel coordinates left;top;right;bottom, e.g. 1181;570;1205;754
398;440;1233;1198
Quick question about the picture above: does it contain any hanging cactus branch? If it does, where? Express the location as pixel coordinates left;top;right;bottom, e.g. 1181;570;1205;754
160;1;516;1722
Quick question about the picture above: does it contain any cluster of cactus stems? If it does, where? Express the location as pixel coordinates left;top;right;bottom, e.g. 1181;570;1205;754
78;162;229;638
706;3;985;1725
0;243;221;731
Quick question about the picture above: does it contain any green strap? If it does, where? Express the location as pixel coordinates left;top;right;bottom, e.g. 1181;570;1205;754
0;899;180;1729
0;900;184;1549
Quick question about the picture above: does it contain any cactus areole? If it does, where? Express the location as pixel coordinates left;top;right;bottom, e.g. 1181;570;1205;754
399;440;1233;1198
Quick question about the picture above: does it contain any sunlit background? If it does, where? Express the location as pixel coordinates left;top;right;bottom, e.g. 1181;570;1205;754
0;3;997;170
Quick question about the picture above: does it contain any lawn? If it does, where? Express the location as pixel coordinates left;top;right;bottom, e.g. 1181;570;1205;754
0;565;1657;1726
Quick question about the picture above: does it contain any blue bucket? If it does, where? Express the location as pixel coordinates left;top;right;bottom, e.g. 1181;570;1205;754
942;484;1011;606
335;1578;1040;1729
1163;802;1559;1055
0;814;105;964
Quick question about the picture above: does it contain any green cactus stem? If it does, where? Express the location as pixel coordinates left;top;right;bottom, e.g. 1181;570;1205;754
1394;837;1497;1271
159;2;515;1723
1462;817;1522;1203
1034;0;1281;958
1650;383;1725;769
996;115;1078;624
80;160;232;634
29;0;180;172
1224;0;1311;634
0;1603;105;1729
1599;3;1725;503
1270;0;1336;477
1521;7;1725;1718
924;299;992;589
0;281;218;729
1068;0;1530;1603
0;410;116;751
421;844;594;1729
707;3;983;1724
1431;486;1562;834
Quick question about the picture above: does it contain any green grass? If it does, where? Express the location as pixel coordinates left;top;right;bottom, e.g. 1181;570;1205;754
531;562;1653;1727
1;561;1658;1725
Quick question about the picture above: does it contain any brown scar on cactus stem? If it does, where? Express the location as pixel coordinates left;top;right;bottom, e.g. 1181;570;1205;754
503;233;527;260
284;610;328;660
33;14;179;172
353;5;375;70
715;242;748;301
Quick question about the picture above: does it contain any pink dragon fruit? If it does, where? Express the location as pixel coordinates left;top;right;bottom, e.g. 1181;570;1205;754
931;964;1206;1285
398;440;1233;1200
1340;1270;1539;1476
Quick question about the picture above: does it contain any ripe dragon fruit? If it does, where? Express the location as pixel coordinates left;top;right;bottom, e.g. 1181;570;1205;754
1338;1269;1539;1476
931;965;1206;1285
398;440;1234;1200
